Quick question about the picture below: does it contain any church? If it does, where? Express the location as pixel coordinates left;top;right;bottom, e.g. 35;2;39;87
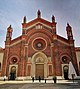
0;10;80;80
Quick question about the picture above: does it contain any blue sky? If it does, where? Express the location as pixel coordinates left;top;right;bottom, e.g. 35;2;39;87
0;0;80;48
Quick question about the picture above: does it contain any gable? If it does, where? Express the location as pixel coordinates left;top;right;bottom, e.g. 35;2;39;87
24;22;53;33
22;18;56;33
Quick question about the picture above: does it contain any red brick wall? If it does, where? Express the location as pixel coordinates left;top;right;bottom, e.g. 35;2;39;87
1;21;79;77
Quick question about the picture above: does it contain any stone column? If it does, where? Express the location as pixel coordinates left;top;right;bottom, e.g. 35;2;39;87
51;43;56;76
20;39;26;77
24;44;27;76
44;62;48;78
31;62;35;77
25;43;28;61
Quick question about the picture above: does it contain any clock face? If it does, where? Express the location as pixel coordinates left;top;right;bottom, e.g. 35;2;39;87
33;38;46;51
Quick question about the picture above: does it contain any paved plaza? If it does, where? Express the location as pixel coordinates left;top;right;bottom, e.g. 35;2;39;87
0;80;80;89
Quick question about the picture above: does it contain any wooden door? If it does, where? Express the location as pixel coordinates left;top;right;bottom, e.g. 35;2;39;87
36;64;44;79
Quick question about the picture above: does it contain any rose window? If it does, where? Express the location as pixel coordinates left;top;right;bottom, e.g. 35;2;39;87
33;38;46;51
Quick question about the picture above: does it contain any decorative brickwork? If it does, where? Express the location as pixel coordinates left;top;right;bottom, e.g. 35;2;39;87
0;11;79;80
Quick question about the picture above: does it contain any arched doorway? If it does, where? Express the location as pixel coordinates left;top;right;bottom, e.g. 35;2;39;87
35;57;44;79
31;52;48;79
61;55;71;80
9;56;18;80
63;65;69;80
10;66;16;80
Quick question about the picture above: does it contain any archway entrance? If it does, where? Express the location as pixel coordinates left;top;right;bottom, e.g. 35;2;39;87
35;57;44;79
31;52;48;79
10;66;16;80
63;66;68;80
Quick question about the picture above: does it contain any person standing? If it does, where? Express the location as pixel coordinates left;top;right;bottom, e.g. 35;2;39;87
32;77;34;82
4;75;6;81
39;76;41;82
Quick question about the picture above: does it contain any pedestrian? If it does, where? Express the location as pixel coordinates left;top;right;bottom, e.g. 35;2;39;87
39;76;41;82
3;75;6;81
45;79;46;83
32;77;34;82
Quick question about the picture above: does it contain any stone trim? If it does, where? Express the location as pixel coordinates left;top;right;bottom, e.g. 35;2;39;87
57;39;69;46
9;64;18;78
32;37;47;51
61;64;69;79
9;55;19;64
22;22;52;30
6;40;21;47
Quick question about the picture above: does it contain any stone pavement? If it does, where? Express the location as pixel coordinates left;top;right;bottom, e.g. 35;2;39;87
0;79;79;84
0;80;80;89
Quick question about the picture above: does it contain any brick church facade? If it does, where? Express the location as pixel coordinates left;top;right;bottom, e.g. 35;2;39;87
0;10;79;80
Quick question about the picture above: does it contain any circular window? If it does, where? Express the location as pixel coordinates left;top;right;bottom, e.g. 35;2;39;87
36;42;43;49
62;56;68;63
11;57;17;64
33;38;46;51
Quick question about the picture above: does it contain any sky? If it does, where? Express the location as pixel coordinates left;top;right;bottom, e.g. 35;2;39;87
0;0;80;48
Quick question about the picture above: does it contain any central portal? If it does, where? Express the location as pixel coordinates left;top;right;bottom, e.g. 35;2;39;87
31;52;48;79
36;64;44;79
